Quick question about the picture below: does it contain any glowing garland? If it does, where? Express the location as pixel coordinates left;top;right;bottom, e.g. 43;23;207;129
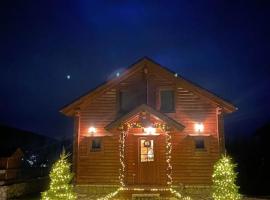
97;187;122;200
125;121;168;130
165;131;173;186
97;186;192;200
118;125;128;187
115;122;193;200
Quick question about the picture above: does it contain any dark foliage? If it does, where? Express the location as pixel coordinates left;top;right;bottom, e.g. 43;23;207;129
226;122;270;196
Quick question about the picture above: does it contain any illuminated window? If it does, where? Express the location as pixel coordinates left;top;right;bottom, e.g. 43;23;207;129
160;90;175;112
194;138;205;149
91;138;102;152
140;139;154;162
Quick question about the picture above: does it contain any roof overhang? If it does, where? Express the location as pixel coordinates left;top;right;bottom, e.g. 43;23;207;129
105;104;185;131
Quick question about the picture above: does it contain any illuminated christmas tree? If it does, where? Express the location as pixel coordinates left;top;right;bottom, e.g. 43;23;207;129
212;155;241;200
41;150;76;200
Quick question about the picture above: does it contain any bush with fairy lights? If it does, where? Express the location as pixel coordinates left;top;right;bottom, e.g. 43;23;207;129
41;150;76;200
212;155;241;200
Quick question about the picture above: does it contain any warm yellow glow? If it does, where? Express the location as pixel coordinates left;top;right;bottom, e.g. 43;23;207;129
88;126;97;134
144;126;156;135
194;123;204;133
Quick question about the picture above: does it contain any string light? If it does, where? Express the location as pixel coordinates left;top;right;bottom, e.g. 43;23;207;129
115;122;193;200
165;131;173;186
41;151;76;200
118;124;129;187
212;155;241;200
97;187;122;200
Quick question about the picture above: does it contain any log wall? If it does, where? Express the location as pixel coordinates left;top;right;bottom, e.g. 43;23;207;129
75;65;220;185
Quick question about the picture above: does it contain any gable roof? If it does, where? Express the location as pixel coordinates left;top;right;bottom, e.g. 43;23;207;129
60;57;236;116
105;104;185;131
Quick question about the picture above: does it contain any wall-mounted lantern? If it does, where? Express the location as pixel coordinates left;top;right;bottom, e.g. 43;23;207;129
88;126;97;136
194;123;204;133
144;126;156;135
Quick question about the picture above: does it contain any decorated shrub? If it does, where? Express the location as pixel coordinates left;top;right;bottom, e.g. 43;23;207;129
41;150;76;200
212;155;241;200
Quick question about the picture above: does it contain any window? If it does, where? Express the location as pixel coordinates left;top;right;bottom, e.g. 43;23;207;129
119;90;140;112
160;90;175;112
91;138;102;152
194;138;205;149
140;139;154;162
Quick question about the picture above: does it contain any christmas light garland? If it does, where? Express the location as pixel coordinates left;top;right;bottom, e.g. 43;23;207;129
165;131;173;186
114;122;193;200
118;124;128;187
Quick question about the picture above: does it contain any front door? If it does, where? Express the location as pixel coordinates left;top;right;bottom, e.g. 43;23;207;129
138;136;158;185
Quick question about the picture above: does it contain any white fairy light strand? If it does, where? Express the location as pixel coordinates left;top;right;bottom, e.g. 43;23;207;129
119;125;128;187
165;129;173;186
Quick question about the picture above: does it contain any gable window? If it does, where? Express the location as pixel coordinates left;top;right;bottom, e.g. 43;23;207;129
160;90;175;112
194;138;205;149
91;138;102;152
119;91;137;113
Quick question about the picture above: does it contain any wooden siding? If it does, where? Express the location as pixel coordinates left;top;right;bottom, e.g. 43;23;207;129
75;64;221;185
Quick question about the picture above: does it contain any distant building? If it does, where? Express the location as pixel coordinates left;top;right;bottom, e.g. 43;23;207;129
0;148;23;183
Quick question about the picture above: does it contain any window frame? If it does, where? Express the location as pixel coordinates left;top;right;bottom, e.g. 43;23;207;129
118;89;139;113
90;137;103;152
140;139;155;162
158;87;176;113
189;135;210;153
194;137;205;150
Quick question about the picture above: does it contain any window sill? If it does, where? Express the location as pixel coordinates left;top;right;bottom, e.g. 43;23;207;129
188;133;211;137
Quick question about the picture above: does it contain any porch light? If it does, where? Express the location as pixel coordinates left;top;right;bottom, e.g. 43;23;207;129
144;126;156;135
88;126;97;135
194;123;204;133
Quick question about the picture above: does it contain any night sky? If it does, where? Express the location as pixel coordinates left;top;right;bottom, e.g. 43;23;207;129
1;0;270;139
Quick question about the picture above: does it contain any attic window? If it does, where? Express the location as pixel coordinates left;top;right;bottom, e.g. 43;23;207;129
160;90;175;112
119;91;137;112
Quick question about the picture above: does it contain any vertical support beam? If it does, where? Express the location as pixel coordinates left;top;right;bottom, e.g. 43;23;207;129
143;67;149;105
73;109;80;184
216;107;225;155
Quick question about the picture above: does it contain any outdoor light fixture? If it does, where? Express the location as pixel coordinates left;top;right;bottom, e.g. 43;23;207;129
144;126;156;135
88;126;97;135
194;123;204;133
116;72;120;77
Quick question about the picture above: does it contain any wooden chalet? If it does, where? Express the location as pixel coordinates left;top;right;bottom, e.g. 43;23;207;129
0;148;23;182
60;57;236;188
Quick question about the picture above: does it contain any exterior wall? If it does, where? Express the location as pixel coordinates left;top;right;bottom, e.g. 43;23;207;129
76;88;119;184
75;65;222;185
171;87;219;185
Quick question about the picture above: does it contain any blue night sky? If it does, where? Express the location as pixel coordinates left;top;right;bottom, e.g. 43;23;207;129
1;0;270;139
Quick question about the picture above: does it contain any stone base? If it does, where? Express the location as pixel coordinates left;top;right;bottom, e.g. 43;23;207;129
0;177;48;200
76;185;119;199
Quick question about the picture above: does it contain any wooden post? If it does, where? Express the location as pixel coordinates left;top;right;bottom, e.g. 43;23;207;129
73;109;80;184
217;107;225;155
